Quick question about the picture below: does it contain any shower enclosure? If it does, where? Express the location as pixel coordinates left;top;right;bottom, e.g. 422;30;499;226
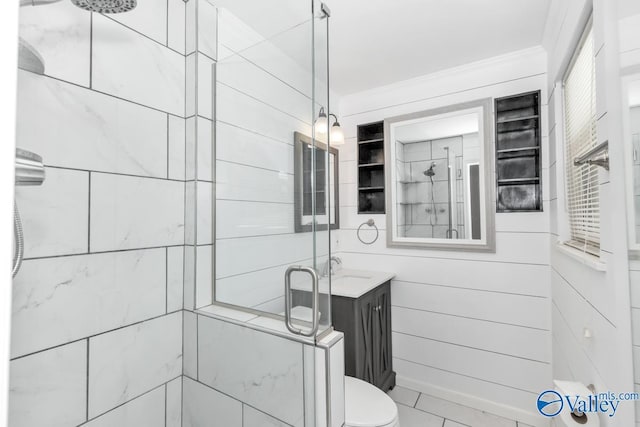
211;0;334;334
10;0;337;425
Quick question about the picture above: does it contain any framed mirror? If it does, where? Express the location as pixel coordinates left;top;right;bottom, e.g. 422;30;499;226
623;73;640;255
384;98;495;251
294;131;339;232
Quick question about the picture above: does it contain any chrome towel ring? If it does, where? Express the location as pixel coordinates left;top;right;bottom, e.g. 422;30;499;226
357;219;379;245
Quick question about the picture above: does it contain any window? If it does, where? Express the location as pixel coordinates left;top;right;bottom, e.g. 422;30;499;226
563;22;600;256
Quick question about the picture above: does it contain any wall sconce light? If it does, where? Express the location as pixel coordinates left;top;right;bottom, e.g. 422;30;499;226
315;107;344;145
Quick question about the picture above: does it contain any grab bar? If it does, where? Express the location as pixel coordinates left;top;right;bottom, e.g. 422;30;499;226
284;265;319;337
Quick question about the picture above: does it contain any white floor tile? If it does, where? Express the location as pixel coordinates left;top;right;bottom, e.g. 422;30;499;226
388;385;420;407
397;404;445;427
443;420;469;427
416;393;516;427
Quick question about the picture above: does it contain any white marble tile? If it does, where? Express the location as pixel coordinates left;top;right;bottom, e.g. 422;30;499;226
183;377;242;427
109;0;167;45
396;404;445;427
216;121;295;174
183;245;196;309
11;248;166;358
15;167;88;258
198;315;305;426
169;115;186;180
198;54;215;119
17;71;168;177
92;14;185;116
90;173;185;251
9;341;87;427
198;0;218;60
183;311;198;378
88;312;182;417
243;405;289;427
84;386;165;427
185;116;196;181
195;245;213;308
197;182;213;245
185;0;196;54
415;394;516;427
388;385;420;408
216;161;294;203
197;117;213;181
18;0;90;86
167;246;184;312
185;181;196;245
168;0;186;53
166;377;182;427
186;54;197;117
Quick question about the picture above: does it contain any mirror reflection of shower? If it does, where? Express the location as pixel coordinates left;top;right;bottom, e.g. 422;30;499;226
396;131;479;240
422;162;439;228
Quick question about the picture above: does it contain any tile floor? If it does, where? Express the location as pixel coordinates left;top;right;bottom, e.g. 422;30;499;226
387;385;534;427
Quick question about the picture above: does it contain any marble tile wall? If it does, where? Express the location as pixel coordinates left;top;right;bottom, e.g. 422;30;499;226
183;0;216;311
12;0;188;425
182;313;317;427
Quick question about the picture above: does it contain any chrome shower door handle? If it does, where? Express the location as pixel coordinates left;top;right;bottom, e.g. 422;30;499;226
284;265;319;337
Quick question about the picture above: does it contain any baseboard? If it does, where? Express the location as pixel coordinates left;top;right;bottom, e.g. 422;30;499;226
396;375;551;427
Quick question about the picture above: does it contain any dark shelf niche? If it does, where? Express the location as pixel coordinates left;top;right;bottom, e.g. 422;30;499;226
357;121;386;214
495;91;543;213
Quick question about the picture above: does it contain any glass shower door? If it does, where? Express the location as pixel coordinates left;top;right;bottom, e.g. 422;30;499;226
213;0;332;335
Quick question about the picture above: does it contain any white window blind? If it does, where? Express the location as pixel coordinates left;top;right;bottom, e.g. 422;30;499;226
563;24;600;256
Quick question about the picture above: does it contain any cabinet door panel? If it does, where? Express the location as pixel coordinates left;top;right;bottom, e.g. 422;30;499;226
358;297;375;382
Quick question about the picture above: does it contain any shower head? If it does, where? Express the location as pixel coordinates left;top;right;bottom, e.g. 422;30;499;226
423;163;436;177
70;0;136;13
23;0;137;13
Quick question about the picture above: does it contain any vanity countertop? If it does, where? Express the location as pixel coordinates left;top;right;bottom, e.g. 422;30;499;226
292;269;395;299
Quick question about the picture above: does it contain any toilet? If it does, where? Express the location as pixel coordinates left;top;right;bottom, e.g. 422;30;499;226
344;376;399;427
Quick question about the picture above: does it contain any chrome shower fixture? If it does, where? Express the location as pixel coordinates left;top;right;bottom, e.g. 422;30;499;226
423;163;436;177
21;0;137;13
70;0;137;13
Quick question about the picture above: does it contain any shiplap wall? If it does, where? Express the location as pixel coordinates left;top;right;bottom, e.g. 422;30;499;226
11;0;188;425
335;47;552;426
544;0;636;426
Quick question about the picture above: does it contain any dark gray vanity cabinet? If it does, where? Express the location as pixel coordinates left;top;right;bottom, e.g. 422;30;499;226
332;281;396;392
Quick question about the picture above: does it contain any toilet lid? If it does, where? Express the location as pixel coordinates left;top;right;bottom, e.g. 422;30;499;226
344;377;398;427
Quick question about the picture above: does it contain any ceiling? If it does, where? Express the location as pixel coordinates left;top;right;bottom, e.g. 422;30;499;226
328;0;551;95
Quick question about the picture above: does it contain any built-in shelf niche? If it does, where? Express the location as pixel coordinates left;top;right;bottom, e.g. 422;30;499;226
495;91;542;212
357;121;385;214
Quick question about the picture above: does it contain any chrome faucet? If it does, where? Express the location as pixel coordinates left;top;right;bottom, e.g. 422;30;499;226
321;256;342;277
